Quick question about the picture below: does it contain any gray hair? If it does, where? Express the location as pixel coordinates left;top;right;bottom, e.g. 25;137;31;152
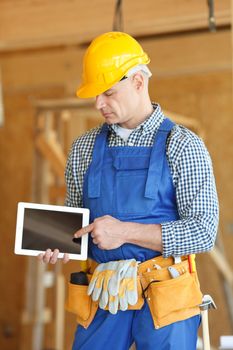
125;64;152;78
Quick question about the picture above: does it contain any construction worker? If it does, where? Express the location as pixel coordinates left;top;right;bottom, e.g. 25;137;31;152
39;32;219;350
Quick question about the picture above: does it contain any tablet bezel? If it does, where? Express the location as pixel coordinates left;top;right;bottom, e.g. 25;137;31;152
14;202;89;260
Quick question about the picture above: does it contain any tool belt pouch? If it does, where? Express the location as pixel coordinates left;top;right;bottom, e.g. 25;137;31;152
144;269;203;329
65;276;98;329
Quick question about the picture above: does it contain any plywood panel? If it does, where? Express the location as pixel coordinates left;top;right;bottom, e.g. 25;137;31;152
144;30;232;77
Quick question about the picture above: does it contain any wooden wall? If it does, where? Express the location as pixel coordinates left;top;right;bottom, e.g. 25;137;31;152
0;1;232;349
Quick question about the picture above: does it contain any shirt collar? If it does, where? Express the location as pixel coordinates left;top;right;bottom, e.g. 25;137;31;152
109;103;165;135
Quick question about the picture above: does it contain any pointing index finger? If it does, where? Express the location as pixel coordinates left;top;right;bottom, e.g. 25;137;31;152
74;223;94;238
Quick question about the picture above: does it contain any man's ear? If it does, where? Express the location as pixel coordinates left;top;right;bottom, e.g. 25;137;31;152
132;72;144;92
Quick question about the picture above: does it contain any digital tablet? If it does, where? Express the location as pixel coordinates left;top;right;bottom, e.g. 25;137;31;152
14;202;89;260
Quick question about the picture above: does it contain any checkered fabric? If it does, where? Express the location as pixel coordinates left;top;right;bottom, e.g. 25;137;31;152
65;103;219;257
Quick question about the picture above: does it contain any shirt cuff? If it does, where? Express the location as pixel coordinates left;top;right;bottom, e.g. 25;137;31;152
161;222;176;258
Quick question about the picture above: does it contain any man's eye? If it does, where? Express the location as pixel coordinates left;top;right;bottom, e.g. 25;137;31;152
105;91;114;97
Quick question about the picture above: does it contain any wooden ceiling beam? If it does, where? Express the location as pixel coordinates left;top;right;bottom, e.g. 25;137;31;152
0;0;230;53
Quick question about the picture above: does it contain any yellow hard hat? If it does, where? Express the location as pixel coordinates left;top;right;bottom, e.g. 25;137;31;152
76;31;150;98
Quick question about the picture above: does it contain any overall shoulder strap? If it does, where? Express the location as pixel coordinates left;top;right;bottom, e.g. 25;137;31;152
145;118;175;199
88;123;108;198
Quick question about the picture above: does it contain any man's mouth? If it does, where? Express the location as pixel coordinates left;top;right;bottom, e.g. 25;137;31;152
102;111;113;117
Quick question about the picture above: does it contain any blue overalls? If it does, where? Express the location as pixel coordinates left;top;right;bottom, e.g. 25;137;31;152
72;118;200;350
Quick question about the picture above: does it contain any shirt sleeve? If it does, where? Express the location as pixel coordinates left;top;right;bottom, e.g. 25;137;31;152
64;149;83;208
161;136;219;257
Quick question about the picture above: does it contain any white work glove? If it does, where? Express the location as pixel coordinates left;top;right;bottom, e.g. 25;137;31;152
118;260;138;311
107;259;135;296
108;294;119;315
87;259;137;314
87;261;118;303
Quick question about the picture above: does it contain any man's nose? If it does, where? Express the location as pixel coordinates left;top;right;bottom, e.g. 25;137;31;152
95;94;106;110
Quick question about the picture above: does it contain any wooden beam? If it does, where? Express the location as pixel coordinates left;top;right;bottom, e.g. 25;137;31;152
0;67;4;126
0;0;230;52
33;97;94;111
209;247;233;287
35;131;66;180
55;268;65;350
232;0;233;100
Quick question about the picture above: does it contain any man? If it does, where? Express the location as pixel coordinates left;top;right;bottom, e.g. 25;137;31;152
39;32;219;349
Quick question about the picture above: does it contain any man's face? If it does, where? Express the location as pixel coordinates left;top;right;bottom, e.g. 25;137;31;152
95;75;140;128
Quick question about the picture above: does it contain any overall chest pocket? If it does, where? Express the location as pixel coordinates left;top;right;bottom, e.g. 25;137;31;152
113;156;156;215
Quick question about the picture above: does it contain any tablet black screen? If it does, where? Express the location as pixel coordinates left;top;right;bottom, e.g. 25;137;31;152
22;208;82;254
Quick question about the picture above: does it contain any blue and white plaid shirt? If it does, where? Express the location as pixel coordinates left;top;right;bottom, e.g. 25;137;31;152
65;103;219;258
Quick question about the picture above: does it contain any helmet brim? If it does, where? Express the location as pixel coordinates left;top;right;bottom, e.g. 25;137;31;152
76;77;124;98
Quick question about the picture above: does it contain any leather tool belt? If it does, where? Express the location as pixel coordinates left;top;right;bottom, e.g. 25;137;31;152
66;255;202;329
